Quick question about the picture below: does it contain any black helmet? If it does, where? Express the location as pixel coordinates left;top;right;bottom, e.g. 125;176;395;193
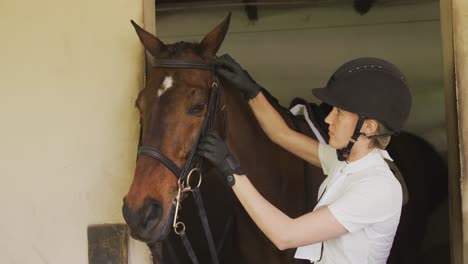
312;57;412;133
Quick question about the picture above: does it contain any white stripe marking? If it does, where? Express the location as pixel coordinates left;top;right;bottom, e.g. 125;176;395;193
158;76;173;97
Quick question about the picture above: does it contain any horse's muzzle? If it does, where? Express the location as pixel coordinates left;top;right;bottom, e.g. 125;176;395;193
122;196;171;243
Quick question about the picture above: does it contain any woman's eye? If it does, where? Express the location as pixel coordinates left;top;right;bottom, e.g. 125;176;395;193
188;103;205;114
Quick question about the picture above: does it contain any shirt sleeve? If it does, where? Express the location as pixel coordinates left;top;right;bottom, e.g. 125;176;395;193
327;174;402;232
318;142;339;175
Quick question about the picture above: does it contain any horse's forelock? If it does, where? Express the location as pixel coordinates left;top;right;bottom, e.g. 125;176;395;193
166;41;206;58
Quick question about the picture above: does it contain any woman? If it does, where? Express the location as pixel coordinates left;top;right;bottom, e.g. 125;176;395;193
197;55;411;264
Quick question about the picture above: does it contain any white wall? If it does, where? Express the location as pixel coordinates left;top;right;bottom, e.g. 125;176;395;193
155;0;446;155
0;1;150;263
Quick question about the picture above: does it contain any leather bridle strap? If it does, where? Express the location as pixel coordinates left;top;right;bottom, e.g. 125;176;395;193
155;59;213;70
193;187;218;264
138;147;181;176
148;243;166;264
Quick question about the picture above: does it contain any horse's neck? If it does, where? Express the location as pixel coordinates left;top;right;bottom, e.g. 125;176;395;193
222;86;306;215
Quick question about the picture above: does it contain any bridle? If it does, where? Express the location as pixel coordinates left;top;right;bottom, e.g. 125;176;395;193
137;58;225;264
138;59;220;181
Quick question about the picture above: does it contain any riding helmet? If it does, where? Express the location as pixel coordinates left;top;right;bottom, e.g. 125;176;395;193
312;57;412;133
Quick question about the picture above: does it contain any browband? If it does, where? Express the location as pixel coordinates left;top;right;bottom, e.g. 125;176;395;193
154;59;213;71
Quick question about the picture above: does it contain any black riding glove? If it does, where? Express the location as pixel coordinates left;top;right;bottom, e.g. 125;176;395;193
213;54;262;100
197;131;243;187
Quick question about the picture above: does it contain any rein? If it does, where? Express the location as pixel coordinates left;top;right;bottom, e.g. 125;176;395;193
138;59;224;264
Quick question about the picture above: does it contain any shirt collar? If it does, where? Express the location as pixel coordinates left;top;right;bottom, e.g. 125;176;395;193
341;148;392;174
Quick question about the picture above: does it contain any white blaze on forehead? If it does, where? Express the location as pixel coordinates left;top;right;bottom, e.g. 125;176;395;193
158;76;174;97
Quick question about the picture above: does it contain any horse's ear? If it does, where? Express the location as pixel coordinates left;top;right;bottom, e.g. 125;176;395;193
200;13;231;57
131;20;168;57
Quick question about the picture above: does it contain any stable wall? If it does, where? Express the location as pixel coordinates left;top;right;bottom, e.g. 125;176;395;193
0;1;150;263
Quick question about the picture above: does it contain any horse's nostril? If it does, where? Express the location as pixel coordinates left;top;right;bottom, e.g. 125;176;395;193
122;199;163;232
143;200;163;224
122;202;136;228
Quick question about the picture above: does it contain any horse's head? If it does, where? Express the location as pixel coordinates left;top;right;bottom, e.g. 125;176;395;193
122;14;231;243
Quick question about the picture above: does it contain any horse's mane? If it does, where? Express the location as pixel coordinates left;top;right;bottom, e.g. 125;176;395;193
260;88;331;137
259;88;299;129
260;88;285;111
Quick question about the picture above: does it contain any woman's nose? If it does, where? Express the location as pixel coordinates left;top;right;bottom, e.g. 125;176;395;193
325;111;333;125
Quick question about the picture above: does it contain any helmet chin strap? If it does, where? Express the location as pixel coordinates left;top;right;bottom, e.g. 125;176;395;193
337;115;366;161
337;116;396;161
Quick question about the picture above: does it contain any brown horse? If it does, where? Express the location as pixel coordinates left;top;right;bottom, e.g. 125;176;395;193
122;14;448;264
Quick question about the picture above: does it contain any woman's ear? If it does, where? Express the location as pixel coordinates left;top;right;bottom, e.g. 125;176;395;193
362;119;378;136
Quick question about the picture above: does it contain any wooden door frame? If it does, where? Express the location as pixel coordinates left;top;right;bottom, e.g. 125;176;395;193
440;0;464;263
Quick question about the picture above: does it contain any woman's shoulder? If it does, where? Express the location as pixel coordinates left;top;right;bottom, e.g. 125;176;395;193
347;163;401;192
344;169;403;212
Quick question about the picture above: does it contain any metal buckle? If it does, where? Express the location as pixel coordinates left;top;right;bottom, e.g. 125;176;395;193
172;168;203;234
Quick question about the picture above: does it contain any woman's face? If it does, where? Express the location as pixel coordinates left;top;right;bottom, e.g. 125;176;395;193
325;107;359;149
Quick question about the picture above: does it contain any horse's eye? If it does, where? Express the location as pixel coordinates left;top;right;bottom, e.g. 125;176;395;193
188;103;205;115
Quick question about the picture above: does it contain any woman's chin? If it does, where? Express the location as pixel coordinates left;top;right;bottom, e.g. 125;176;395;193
328;139;346;150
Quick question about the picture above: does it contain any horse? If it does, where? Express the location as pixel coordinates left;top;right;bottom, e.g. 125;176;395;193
122;14;448;264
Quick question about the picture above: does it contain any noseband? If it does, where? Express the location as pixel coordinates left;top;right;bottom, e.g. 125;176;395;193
137;59;223;264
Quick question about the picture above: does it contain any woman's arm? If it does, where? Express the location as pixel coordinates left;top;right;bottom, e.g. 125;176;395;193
249;92;321;167
196;130;345;249
213;55;322;167
233;175;348;250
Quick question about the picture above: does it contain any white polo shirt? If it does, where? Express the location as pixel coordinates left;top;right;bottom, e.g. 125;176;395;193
295;143;402;264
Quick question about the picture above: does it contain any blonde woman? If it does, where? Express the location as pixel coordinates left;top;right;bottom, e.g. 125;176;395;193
198;56;411;264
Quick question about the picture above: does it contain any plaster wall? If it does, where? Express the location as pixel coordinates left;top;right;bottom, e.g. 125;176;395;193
0;1;150;263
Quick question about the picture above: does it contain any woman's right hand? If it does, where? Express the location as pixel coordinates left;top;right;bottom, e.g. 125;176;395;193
197;130;244;187
213;54;262;100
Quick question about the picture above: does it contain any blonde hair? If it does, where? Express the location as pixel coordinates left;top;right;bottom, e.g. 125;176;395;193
372;122;392;149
